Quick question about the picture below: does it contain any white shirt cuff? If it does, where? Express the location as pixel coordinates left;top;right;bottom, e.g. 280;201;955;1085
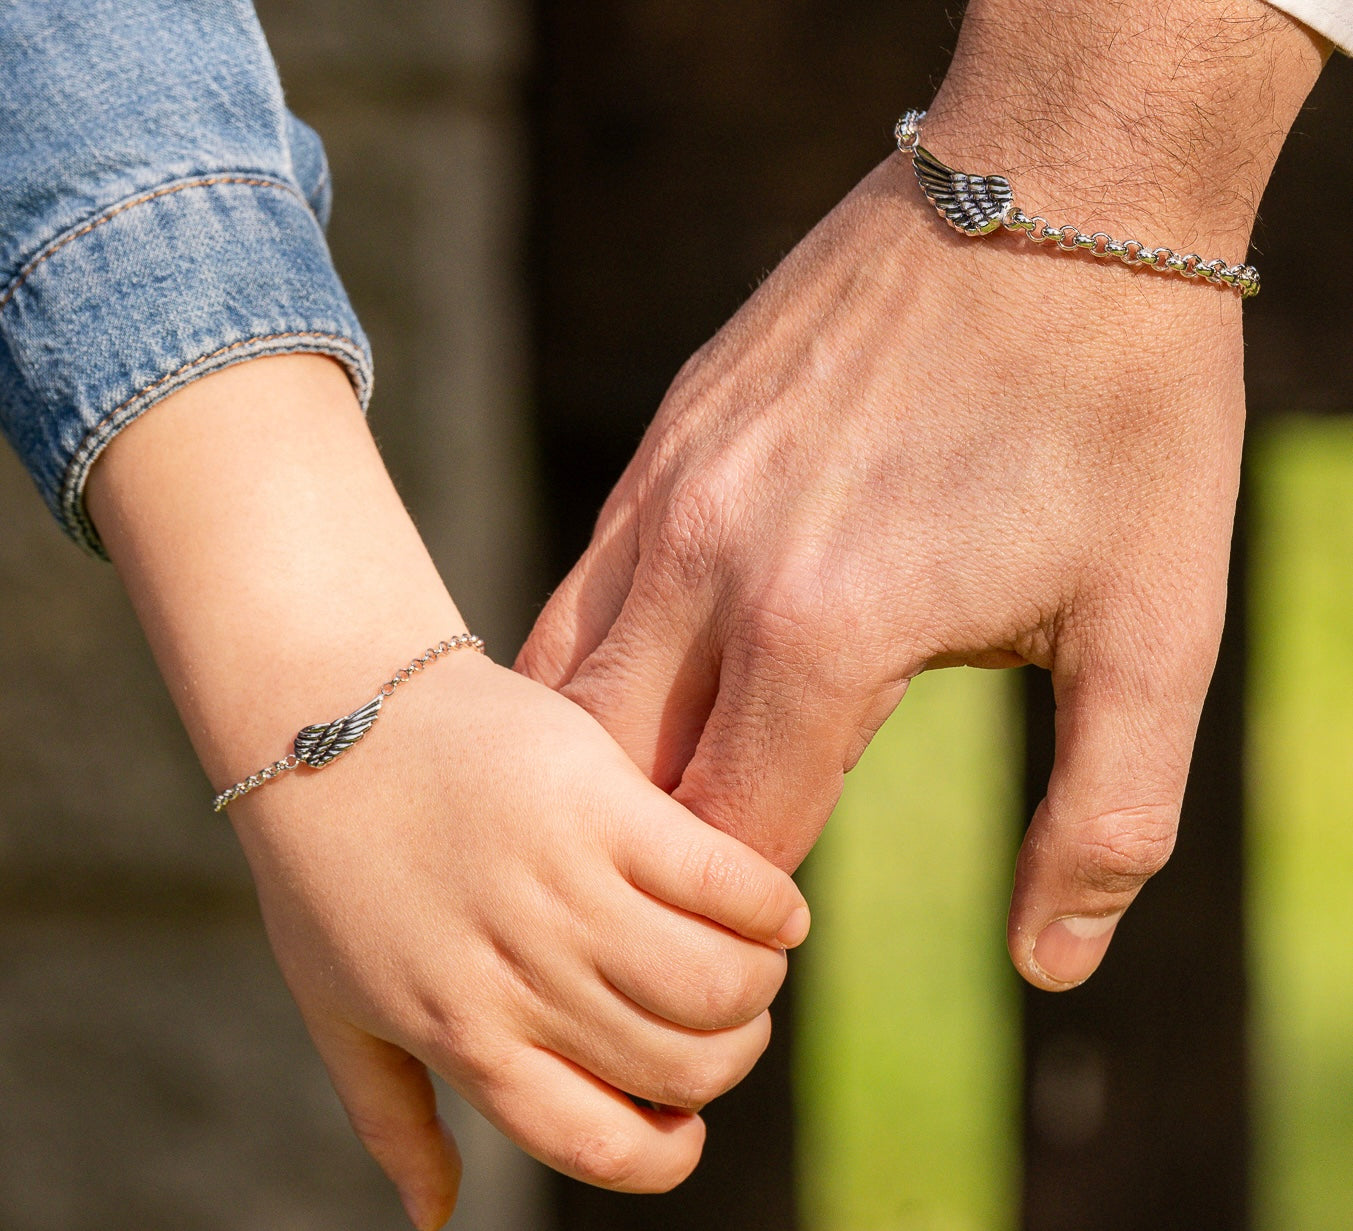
1265;0;1352;54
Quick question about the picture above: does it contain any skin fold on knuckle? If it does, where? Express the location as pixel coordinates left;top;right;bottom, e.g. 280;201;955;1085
679;839;748;905
692;950;783;1030
649;1026;768;1112
1071;804;1180;897
564;1121;688;1193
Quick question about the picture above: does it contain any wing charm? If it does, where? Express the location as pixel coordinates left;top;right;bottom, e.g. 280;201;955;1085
912;145;1014;237
293;695;384;769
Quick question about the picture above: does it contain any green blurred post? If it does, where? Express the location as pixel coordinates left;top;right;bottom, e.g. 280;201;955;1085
796;669;1021;1231
1250;418;1353;1231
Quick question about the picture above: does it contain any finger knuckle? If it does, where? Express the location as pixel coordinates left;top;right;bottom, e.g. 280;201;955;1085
653;1047;747;1111
651;467;741;580
683;841;756;907
1075;805;1179;894
698;958;765;1028
566;1124;649;1189
650;495;714;587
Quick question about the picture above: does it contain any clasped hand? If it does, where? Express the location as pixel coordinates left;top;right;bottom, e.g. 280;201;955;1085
521;153;1244;992
231;654;809;1229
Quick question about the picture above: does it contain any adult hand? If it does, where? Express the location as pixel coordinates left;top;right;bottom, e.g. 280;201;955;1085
519;0;1328;990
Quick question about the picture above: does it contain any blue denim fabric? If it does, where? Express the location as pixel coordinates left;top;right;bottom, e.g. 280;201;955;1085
0;0;372;555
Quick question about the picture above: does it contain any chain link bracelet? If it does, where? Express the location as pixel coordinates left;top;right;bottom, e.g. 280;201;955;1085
894;109;1260;298
211;634;486;812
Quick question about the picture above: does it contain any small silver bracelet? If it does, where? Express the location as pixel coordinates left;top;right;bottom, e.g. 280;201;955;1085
894;109;1260;298
211;634;486;812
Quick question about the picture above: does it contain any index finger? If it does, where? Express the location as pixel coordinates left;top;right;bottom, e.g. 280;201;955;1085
515;498;641;691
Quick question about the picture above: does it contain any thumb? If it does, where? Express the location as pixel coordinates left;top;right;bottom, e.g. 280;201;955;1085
1008;649;1209;990
309;1020;462;1230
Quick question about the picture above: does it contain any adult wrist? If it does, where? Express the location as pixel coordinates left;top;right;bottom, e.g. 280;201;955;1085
921;0;1329;252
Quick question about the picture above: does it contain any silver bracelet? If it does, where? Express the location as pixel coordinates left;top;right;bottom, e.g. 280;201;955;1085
894;109;1260;298
211;634;486;812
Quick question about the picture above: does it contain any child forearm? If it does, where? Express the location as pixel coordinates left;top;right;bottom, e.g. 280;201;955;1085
84;353;467;794
84;352;809;1228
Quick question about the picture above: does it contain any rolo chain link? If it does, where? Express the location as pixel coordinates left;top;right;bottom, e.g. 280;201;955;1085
379;634;486;698
1002;209;1260;297
894;109;1260;298
211;755;302;811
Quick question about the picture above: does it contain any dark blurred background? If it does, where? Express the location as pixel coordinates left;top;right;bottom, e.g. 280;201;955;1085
1;3;1350;1229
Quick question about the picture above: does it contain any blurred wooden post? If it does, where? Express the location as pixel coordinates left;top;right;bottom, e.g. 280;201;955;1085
1020;514;1251;1231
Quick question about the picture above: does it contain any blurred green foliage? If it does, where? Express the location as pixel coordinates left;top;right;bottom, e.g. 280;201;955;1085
796;668;1021;1231
1250;417;1353;1231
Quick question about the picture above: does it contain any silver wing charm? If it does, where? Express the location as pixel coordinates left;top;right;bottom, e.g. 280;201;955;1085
293;695;384;769
912;145;1014;237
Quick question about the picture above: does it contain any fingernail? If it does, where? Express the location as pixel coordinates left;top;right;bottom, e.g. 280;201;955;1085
1032;912;1123;987
777;905;812;949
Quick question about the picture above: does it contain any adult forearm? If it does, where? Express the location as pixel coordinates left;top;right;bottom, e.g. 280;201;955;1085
924;0;1329;251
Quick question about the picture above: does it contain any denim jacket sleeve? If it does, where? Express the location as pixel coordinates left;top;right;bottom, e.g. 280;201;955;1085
0;0;373;555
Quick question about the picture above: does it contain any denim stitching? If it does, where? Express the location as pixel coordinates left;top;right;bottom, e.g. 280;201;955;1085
60;331;372;556
0;175;305;313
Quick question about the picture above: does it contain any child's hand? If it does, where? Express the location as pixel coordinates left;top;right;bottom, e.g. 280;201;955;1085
227;653;809;1229
86;354;809;1229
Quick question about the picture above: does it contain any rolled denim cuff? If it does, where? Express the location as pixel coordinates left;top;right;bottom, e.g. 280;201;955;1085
0;173;372;557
